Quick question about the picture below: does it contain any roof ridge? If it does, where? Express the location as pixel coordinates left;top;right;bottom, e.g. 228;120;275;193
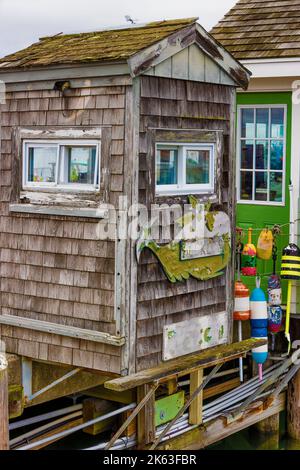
39;17;199;41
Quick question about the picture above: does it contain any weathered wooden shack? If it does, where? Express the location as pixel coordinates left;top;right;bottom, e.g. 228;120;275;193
0;18;268;449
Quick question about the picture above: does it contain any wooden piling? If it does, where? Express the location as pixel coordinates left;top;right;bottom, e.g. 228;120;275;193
287;368;300;440
0;353;9;450
255;414;280;435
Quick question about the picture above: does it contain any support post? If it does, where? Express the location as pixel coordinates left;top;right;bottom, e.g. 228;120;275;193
255;413;280;434
137;383;156;447
189;369;203;426
287;368;300;440
0;354;9;450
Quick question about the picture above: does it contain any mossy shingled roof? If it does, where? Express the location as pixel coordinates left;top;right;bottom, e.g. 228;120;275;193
0;18;198;69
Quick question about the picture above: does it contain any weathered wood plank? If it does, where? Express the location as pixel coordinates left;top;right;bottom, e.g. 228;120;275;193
189;369;203;426
105;339;267;391
152;393;286;450
0;315;125;346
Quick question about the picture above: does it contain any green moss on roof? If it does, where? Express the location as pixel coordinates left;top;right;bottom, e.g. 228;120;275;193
0;18;198;69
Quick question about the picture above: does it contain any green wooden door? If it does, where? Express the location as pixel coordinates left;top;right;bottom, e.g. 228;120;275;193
236;92;292;301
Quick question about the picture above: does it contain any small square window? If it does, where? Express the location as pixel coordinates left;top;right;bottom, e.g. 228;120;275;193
23;140;100;191
156;143;215;196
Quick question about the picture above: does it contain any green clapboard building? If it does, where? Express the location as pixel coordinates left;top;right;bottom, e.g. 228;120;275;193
211;0;300;311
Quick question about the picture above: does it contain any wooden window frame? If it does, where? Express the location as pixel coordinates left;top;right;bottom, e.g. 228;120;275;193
237;104;287;207
156;142;215;196
145;128;223;205
23;139;100;192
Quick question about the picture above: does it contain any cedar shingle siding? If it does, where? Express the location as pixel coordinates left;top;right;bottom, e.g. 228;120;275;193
211;0;300;59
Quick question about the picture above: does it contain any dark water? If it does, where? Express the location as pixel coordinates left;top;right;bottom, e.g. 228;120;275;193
209;412;300;451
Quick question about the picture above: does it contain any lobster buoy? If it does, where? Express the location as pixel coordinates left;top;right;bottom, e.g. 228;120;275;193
257;229;273;261
241;228;257;276
250;280;268;381
280;243;300;280
268;306;283;335
234;281;250;321
280;242;300;354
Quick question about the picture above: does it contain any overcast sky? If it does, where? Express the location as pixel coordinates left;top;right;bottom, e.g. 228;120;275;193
0;0;236;58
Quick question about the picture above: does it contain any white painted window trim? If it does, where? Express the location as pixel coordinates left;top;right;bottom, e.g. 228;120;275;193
155;142;215;196
23;139;101;192
236;104;287;207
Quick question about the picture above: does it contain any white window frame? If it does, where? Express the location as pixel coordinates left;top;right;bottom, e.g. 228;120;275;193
237;104;287;206
23;139;100;192
155;142;215;196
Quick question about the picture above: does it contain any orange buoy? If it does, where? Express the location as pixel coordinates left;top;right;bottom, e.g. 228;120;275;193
234;281;250;321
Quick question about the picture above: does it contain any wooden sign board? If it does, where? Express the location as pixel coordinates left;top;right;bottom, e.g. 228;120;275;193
180;236;225;261
163;312;228;361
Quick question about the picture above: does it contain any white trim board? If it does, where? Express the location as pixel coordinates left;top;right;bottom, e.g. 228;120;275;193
241;58;300;79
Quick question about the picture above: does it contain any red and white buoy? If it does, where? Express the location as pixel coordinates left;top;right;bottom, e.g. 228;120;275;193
234;236;251;382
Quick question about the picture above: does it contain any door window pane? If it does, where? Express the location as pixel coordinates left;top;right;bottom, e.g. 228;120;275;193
270;172;283;202
241;140;254;169
256;141;268;170
238;106;285;204
186;149;210;185
28;146;57;183
156;149;178;185
255;172;268;201
68;147;96;184
270;140;284;171
240;172;253;200
241;108;255;138
256;108;269;139
271;108;284;138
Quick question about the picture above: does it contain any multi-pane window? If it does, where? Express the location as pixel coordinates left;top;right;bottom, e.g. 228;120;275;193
156;143;215;195
238;106;286;204
23;140;100;191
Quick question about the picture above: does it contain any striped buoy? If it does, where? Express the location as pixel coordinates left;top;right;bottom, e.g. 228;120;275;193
234;281;250;321
281;243;300;280
241;228;257;276
250;281;268;381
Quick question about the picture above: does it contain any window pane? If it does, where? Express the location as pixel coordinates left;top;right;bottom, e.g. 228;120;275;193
271;108;284;138
256;141;268;170
28;146;57;183
271;140;284;170
156;149;178;185
241;140;254;169
186;149;210;185
270;172;283;203
255;172;268;201
240;171;253;200
68;147;96;185
241;109;255;138
256;108;269;139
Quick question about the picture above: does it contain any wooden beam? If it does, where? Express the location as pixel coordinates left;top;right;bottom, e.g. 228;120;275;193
9;204;108;219
150;364;222;450
203;377;241;400
0;63;130;84
0;354;9;450
0;315;125;346
287;368;300;440
104;382;158;450
84;386;136;405
189;370;203;426
104;339;267;392
137;384;156;447
152;393;286;450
